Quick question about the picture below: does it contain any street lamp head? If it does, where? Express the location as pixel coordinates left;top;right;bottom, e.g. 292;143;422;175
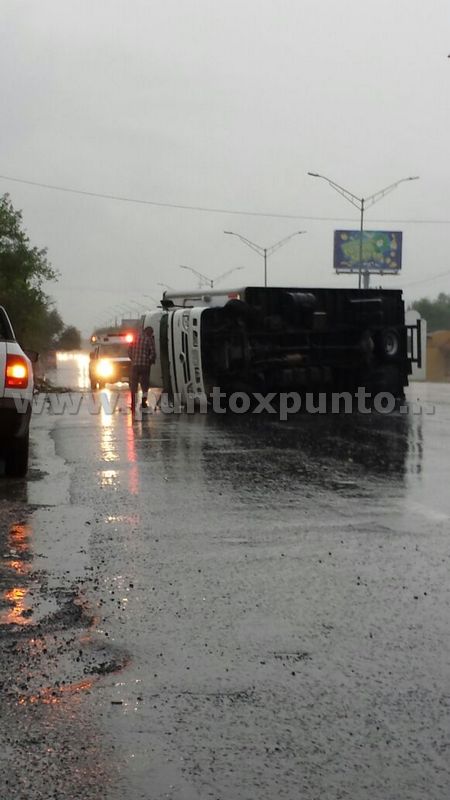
223;231;234;235
307;171;321;177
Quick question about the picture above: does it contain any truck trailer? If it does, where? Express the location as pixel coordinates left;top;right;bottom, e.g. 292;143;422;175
143;286;421;407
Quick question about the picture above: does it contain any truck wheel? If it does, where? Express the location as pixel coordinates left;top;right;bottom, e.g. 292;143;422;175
374;328;400;359
5;433;30;478
224;299;251;318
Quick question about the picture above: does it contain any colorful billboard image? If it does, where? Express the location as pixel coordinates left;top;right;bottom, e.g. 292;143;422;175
334;230;403;274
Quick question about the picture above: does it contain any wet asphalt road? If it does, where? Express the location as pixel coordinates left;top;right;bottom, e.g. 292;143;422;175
1;363;450;799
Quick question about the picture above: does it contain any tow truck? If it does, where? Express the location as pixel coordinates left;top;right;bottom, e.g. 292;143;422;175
88;330;134;389
142;286;422;407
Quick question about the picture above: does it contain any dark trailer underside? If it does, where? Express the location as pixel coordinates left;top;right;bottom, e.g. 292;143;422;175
200;287;411;398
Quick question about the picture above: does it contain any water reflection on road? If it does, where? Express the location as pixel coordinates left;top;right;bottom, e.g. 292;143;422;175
51;351;91;390
44;351;436;509
3;358;450;799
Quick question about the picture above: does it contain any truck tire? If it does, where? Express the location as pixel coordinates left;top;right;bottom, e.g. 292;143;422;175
224;299;251;318
374;328;400;359
5;432;30;478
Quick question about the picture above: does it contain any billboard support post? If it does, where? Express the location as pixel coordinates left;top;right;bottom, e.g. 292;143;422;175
359;199;365;289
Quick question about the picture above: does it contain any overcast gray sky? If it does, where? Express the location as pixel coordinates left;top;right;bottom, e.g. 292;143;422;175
1;0;449;333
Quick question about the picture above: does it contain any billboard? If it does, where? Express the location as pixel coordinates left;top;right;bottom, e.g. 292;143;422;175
334;230;402;274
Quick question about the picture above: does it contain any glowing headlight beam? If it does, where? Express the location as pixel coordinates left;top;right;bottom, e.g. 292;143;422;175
96;359;114;379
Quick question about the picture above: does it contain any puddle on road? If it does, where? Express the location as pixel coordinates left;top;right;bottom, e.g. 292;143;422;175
0;584;60;627
0;505;129;706
0;520;59;626
0;405;131;799
1;524;130;705
0;515;70;629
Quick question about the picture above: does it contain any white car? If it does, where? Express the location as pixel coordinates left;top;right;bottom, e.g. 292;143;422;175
0;306;35;477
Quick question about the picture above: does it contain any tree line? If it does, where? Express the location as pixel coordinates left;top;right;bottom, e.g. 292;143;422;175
411;293;450;332
0;193;81;351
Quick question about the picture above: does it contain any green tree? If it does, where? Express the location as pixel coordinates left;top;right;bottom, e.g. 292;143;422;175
0;193;62;350
411;293;450;332
56;325;82;350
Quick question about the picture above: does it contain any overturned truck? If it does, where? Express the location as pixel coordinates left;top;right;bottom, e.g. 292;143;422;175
144;287;421;406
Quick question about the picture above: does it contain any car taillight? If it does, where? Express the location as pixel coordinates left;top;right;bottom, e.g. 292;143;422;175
5;355;29;388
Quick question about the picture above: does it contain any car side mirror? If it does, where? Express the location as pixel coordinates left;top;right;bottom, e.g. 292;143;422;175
24;349;39;363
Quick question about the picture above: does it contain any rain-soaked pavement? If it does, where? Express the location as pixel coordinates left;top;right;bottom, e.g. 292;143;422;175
1;354;450;799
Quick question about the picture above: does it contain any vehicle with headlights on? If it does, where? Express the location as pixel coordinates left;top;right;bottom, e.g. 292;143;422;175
89;331;133;389
0;305;35;477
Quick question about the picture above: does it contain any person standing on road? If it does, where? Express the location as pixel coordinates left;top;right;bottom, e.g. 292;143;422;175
128;325;156;412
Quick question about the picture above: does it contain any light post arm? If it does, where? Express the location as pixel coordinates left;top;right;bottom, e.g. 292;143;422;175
180;264;213;288
308;171;420;211
211;266;244;287
224;231;265;257
364;176;419;209
307;172;362;210
267;230;306;256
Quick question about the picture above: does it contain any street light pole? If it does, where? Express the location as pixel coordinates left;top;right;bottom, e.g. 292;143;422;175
224;230;306;287
179;265;244;289
307;172;419;289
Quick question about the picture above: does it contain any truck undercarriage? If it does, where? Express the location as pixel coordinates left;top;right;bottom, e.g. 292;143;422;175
199;287;412;399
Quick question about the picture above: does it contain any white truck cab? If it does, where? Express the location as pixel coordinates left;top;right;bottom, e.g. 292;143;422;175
0;306;34;476
143;288;244;404
143;307;207;405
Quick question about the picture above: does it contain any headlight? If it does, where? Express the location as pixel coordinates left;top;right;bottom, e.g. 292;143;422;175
96;359;114;378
